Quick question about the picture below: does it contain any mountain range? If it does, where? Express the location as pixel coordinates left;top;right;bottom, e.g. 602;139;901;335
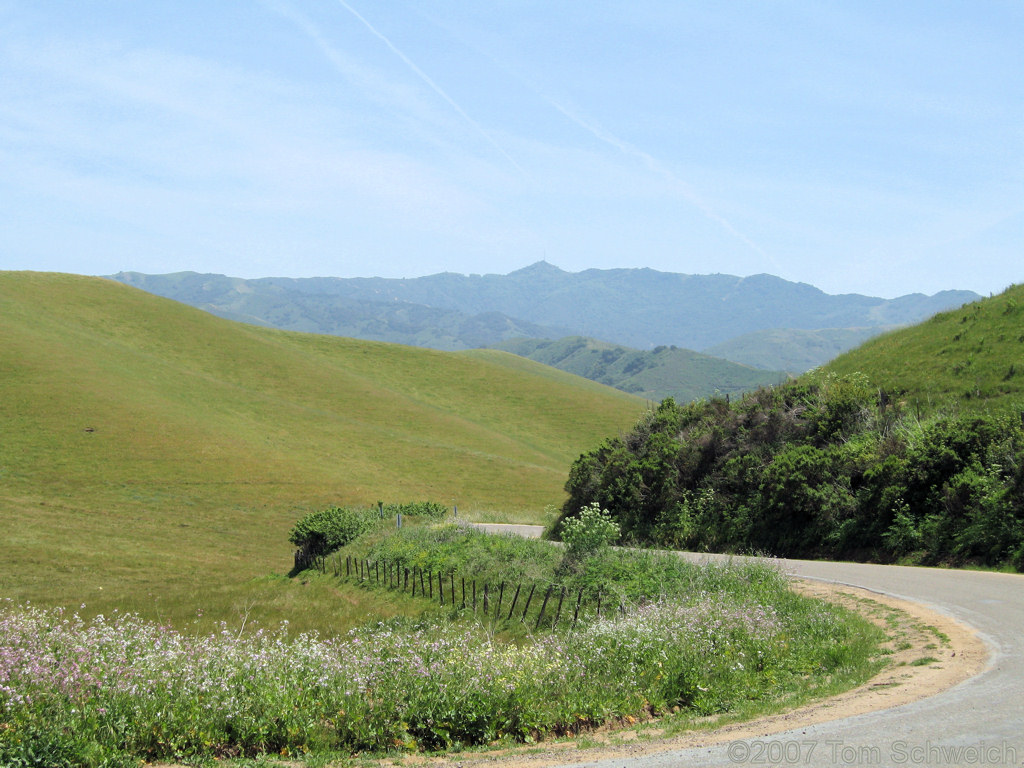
110;263;979;399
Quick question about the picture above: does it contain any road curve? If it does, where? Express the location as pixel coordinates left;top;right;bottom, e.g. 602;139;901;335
560;556;1024;768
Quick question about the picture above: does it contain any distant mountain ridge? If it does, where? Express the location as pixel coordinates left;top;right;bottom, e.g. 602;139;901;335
111;263;979;374
111;270;572;351
703;327;891;372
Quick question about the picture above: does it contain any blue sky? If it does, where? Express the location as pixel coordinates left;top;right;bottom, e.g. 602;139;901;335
1;1;1021;298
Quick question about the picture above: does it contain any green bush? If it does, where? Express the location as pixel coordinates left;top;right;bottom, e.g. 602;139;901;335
562;377;1024;568
288;506;377;563
383;501;449;519
561;502;620;559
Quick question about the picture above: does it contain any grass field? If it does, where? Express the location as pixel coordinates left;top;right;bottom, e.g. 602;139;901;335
0;271;643;634
826;283;1024;414
0;525;884;764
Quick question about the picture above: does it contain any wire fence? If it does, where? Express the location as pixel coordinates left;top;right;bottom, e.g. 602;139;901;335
307;552;622;632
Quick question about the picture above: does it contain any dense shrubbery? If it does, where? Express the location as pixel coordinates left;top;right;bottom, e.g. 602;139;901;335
289;505;379;564
558;373;1024;567
383;501;449;519
290;502;451;568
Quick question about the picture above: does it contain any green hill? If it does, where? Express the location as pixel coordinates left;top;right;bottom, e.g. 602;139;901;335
490;336;787;402
0;272;642;632
826;284;1024;413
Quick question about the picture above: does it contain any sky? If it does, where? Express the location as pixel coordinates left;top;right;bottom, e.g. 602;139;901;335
1;1;1021;298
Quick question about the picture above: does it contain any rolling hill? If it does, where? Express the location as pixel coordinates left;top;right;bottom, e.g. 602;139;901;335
489;336;787;402
826;282;1024;413
0;271;643;632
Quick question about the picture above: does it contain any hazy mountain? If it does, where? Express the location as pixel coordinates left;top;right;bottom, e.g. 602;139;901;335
111;270;571;350
703;327;892;373
110;263;979;376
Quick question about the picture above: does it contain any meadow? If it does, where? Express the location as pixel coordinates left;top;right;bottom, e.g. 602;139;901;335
0;522;883;766
0;272;641;634
826;282;1024;413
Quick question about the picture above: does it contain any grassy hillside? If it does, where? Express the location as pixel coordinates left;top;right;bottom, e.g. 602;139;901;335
489;336;786;402
827;283;1024;413
0;272;642;633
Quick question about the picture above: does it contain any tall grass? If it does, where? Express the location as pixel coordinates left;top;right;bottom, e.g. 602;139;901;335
0;565;880;765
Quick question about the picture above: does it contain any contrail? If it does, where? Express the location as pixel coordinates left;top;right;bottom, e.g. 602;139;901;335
417;11;773;264
545;97;776;266
332;0;527;176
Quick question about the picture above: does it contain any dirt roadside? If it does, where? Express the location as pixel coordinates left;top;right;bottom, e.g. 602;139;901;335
389;578;989;768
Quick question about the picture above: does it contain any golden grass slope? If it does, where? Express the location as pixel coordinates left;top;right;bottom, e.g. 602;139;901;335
0;272;642;632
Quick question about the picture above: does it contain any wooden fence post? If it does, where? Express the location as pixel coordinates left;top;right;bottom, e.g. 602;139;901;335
554;587;565;625
572;589;583;629
506;583;522;621
521;584;536;621
495;582;505;619
535;586;553;631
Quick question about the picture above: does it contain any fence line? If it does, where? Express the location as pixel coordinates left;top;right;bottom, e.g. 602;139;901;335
306;552;615;631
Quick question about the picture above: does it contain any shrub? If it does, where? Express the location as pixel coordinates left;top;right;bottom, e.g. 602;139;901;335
288;506;377;564
563;378;1024;568
383;501;449;519
561;502;620;559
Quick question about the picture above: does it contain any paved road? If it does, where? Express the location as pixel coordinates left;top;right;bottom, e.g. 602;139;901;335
561;556;1024;768
469;523;546;538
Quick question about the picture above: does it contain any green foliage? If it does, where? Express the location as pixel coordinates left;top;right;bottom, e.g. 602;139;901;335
289;506;379;560
560;502;620;558
383;501;449;519
827;282;1024;414
360;523;561;585
0;582;882;763
562;371;1024;568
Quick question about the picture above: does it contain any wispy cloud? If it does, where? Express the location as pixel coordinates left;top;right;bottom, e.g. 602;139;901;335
332;0;526;176
268;0;525;176
542;98;775;268
412;11;775;268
